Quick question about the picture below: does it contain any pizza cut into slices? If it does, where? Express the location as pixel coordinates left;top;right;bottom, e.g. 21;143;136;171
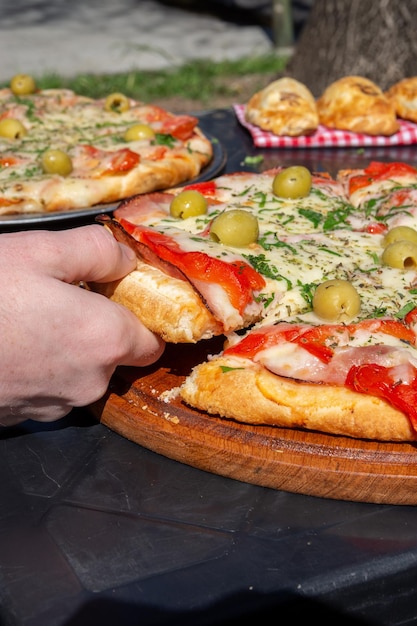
175;163;417;442
93;162;417;441
91;168;355;342
0;83;213;215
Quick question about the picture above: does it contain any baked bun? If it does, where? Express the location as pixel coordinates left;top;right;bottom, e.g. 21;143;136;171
245;77;319;136
317;76;400;136
385;77;417;123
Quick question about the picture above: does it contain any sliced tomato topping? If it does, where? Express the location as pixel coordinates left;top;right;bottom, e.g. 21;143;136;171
365;161;417;178
357;318;416;345
292;325;343;363
349;161;417;195
146;146;167;161
77;145;140;174
225;318;416;361
405;306;417;327
141;106;198;140
184;180;217;195
80;144;101;158
224;324;305;358
363;222;388;234
349;175;373;195
103;148;140;174
0;197;20;207
0;156;21;168
346;363;417;431
119;220;266;313
386;188;413;207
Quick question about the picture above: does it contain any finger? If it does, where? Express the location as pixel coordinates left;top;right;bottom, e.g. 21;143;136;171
33;224;137;283
114;302;166;367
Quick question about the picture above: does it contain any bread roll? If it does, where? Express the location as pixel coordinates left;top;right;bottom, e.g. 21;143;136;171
245;77;319;136
385;77;417;123
317;76;399;136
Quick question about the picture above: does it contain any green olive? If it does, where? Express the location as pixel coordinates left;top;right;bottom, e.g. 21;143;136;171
0;118;27;139
383;225;417;248
381;240;417;269
41;149;73;176
169;190;208;219
124;123;155;142
209;209;259;247
312;279;361;322
272;165;312;199
10;73;36;96
104;92;130;113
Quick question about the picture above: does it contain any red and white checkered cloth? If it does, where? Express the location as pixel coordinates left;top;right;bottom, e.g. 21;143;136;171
234;104;417;148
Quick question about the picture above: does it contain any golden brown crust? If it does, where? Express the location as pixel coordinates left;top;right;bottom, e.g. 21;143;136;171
245;77;319;136
385;77;417;123
89;260;223;343
180;357;416;442
317;76;400;136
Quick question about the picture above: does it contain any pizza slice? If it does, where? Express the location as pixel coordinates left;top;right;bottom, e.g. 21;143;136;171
91;167;356;342
338;161;417;224
179;315;417;442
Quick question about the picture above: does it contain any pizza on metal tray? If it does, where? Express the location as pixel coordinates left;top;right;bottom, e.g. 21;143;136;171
91;160;417;443
0;75;213;215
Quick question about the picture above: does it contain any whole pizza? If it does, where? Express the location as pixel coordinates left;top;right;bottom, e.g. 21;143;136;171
90;159;417;443
0;74;213;215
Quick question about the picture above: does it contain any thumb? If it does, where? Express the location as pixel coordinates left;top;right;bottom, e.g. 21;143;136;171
41;224;138;284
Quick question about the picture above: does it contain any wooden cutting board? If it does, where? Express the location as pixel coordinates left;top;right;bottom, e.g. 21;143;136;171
91;338;417;506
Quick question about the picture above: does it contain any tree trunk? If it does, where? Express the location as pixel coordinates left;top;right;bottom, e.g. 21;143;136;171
285;0;417;97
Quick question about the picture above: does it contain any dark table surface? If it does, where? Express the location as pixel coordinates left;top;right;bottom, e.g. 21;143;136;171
1;108;417;626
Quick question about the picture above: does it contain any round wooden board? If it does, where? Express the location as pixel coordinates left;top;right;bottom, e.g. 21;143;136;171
90;339;417;505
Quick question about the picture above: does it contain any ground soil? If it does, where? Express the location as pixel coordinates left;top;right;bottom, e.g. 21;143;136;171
153;72;277;113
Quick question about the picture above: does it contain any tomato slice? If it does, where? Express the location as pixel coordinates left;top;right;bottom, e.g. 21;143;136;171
0;156;20;168
356;319;416;345
405;306;417;327
366;161;417;178
120;220;266;314
225;318;416;361
224;324;305;358
363;222;388;234
349;161;417;195
141;106;198;140
184;180;217;195
104;148;140;174
293;325;343;363
346;363;417;431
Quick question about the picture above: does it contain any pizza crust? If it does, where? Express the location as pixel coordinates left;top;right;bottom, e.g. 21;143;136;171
385;77;417;123
245;77;319;136
180;357;416;442
317;76;400;136
89;260;223;343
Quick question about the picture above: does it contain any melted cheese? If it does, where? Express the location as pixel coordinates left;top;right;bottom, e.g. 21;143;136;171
0;89;186;197
136;170;417;328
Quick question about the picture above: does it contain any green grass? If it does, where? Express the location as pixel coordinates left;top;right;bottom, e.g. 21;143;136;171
3;53;287;104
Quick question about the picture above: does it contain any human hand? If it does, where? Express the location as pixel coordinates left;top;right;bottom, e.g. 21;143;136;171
0;224;165;425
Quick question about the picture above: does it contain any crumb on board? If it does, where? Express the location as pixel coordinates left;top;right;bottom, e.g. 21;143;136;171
159;387;181;402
